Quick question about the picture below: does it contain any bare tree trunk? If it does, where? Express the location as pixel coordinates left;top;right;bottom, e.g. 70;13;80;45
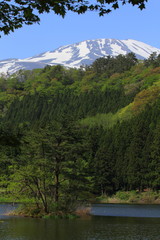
26;182;40;209
55;170;59;203
34;177;48;213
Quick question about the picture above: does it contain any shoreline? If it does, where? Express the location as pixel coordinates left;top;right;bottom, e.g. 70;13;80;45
2;201;160;219
1;190;160;218
93;190;160;205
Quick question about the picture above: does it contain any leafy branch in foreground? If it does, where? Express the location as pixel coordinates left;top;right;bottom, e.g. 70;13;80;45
0;0;148;36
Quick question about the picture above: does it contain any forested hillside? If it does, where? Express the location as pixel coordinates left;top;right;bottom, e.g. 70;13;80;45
0;53;160;214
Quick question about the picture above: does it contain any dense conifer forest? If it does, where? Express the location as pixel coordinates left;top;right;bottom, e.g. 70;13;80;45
0;53;160;214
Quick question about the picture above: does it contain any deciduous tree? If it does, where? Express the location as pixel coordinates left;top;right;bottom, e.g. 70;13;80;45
0;0;148;36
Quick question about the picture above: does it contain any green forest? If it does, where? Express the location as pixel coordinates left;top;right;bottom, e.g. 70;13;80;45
0;52;160;216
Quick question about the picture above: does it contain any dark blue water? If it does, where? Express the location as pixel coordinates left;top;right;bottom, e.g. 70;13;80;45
0;204;17;219
91;203;160;217
0;203;160;240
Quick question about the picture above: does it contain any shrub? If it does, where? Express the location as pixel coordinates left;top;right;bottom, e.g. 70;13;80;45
115;191;130;201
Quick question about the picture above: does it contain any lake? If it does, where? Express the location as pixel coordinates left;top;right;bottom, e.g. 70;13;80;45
0;203;160;240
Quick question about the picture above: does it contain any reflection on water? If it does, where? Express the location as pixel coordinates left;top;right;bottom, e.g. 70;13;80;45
0;204;18;219
0;204;160;240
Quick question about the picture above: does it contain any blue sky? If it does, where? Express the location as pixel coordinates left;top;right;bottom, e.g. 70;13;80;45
0;0;160;60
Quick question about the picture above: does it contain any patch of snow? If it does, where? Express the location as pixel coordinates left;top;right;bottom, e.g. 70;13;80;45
122;39;160;59
1;38;160;74
110;43;127;56
77;41;90;57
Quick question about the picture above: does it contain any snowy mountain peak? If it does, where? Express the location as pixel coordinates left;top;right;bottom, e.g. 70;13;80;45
1;39;160;75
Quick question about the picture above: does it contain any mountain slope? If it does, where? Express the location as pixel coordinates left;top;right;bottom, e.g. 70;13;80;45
1;39;160;74
1;60;160;194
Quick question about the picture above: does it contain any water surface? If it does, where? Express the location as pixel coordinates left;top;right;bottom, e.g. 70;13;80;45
0;203;160;240
91;203;160;217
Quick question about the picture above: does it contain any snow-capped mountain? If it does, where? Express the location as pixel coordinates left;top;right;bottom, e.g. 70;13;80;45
1;39;160;75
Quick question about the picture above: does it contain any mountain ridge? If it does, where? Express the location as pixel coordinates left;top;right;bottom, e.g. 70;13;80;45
1;38;160;75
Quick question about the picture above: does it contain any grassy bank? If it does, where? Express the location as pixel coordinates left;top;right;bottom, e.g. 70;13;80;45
0;189;90;218
2;189;160;218
95;190;160;204
0;197;35;204
8;203;91;219
0;188;36;204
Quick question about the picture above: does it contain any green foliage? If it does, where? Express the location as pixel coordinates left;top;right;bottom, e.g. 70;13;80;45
97;190;160;204
0;56;160;215
81;103;133;129
90;53;138;77
8;118;90;213
115;191;130;201
144;52;160;68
